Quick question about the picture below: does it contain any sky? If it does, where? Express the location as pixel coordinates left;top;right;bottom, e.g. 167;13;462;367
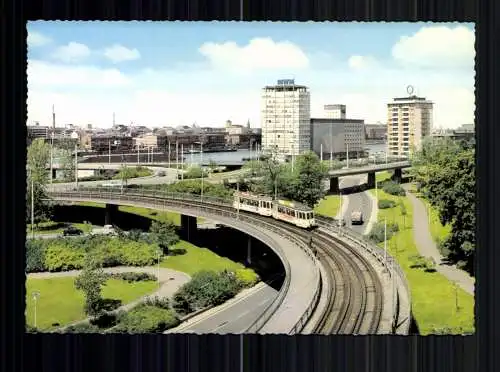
27;22;475;129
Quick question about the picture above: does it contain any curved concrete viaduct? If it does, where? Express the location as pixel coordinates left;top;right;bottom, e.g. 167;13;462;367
47;189;321;335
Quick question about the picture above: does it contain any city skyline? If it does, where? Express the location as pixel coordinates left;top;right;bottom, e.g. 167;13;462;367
27;22;475;129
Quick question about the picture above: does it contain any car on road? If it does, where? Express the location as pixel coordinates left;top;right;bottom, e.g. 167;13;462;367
155;171;166;177
351;210;364;225
62;226;84;236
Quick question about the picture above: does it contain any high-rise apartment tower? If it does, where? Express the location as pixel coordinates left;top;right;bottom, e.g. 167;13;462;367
387;92;433;157
261;79;311;158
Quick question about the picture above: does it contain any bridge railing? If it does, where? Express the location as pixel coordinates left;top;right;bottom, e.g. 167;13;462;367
315;215;411;333
48;187;322;334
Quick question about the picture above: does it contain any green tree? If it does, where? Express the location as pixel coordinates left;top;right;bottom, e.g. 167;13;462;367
288;151;328;207
27;139;52;226
117;165;135;187
74;254;108;317
149;220;179;255
411;137;475;274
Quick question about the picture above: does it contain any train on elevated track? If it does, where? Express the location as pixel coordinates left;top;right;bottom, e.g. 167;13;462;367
232;191;316;229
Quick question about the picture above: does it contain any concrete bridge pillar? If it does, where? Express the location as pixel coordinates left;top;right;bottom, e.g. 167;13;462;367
329;177;339;193
367;172;376;189
105;204;119;226
393;168;403;183
180;214;197;240
246;236;252;265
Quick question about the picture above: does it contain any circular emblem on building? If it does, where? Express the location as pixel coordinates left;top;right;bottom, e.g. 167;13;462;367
406;85;414;95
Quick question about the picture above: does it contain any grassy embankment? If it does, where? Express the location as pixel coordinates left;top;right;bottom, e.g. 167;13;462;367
25;277;156;330
370;188;474;334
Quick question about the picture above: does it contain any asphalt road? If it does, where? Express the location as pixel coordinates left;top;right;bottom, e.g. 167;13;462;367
339;175;373;235
176;282;279;334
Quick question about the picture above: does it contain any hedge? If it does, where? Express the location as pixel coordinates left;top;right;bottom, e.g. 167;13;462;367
368;222;400;244
235;268;259;287
112;305;180;333
378;199;397;209
172;270;243;315
382;181;406;196
105;272;157;283
26;235;161;273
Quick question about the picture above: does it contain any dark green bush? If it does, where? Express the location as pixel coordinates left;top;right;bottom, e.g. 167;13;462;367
26;235;162;273
106;272;157;283
378;199;396;209
26;239;47;272
368;222;400;244
382;181;406;196
112;305;180;333
62;323;101;333
143;296;171;309
172;270;242;315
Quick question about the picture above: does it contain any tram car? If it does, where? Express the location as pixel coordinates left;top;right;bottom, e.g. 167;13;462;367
232;192;316;229
233;191;273;216
273;199;316;229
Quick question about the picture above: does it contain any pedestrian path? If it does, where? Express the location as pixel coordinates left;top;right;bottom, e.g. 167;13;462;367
405;189;475;296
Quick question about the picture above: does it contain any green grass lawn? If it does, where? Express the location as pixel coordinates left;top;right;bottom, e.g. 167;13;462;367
369;189;474;335
376;171;392;183
26;277;157;330
314;195;341;218
160;240;251;276
27;221;95;235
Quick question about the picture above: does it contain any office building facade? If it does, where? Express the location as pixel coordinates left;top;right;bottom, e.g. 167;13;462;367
387;95;433;157
324;104;346;119
261;79;311;158
310;118;365;159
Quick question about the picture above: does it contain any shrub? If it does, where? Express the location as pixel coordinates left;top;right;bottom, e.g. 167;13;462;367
172;270;242;315
26;239;47;272
382;181;406;196
182;166;206;179
113;305;180;333
106;272;157;283
44;240;86;271
62;323;101;333
378;199;396;209
235;268;259;287
368;222;400;244
143;296;171;310
408;254;437;272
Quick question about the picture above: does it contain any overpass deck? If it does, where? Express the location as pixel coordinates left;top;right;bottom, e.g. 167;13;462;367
48;190;320;334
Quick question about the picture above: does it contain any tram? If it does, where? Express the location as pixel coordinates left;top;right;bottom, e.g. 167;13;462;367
233;191;316;229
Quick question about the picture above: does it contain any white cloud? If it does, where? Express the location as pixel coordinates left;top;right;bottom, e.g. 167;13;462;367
27;31;52;47
199;37;310;71
103;44;141;63
347;55;377;70
51;42;91;63
28;60;130;88
391;25;475;68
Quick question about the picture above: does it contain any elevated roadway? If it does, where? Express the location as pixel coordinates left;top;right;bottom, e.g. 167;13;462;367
46;188;321;334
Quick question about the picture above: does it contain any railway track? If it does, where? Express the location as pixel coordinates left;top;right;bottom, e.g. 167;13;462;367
50;188;386;334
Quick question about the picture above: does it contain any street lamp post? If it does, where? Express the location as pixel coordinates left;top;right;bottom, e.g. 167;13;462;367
74;142;79;189
181;144;184;180
201;142;204;202
30;169;35;240
32;291;40;328
384;218;388;269
157;250;161;290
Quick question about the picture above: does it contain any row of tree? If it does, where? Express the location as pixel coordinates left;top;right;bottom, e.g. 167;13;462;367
411;137;475;275
241;151;327;208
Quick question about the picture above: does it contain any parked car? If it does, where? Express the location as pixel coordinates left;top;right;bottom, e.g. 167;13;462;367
63;226;83;236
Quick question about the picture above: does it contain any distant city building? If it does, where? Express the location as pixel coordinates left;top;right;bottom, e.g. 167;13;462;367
431;124;475;145
90;134;134;153
387;93;433;157
310;118;365;159
134;134;168;150
261;79;311;158
364;123;387;140
324;104;346;119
